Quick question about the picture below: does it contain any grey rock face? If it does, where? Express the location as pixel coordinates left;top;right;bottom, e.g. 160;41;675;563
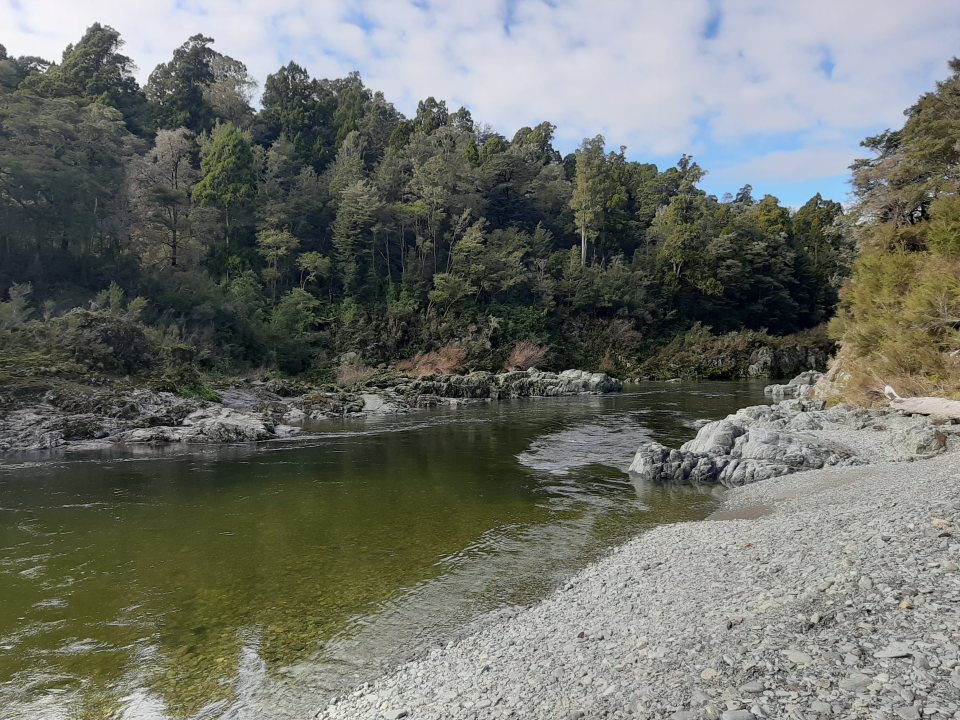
630;395;960;488
115;406;299;444
891;425;947;457
789;370;824;386
399;368;622;400
764;371;823;399
629;414;860;487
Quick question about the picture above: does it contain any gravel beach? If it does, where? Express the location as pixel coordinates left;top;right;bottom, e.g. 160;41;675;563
317;412;960;719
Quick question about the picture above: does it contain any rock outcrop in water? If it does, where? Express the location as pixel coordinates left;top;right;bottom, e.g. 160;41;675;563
0;388;302;453
630;414;860;487
0;368;622;454
392;368;622;400
629;397;960;487
763;370;823;399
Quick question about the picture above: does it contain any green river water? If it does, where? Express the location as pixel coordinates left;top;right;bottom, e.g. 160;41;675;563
0;381;770;720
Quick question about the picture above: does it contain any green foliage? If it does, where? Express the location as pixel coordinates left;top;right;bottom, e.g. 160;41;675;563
0;27;854;387
640;324;834;380
927;195;960;255
0;282;34;331
831;58;960;400
271;288;320;334
193;122;255;240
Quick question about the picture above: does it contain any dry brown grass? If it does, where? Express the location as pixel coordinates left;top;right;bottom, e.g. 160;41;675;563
503;340;548;371
395;343;468;377
820;345;960;407
336;362;376;386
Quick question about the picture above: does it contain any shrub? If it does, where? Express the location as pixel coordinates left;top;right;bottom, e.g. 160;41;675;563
828;249;960;402
0;282;34;331
396;343;468;377
503;340;549;371
336;362;377;386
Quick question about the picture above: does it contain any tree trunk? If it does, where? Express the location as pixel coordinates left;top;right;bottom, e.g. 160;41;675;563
580;224;587;267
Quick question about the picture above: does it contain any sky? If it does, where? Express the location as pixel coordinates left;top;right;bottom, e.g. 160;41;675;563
3;0;960;207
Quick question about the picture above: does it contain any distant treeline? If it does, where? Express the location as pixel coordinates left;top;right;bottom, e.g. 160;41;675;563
0;24;852;378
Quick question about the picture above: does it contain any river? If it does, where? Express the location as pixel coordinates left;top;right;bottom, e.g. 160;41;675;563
0;381;769;720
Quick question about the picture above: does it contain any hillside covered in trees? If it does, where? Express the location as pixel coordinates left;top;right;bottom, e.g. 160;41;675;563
0;24;852;389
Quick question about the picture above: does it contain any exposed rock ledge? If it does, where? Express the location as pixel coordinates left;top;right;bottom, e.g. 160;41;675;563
0;369;621;454
763;370;823;399
629;396;960;487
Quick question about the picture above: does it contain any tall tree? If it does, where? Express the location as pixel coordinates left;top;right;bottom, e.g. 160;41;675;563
193;122;255;243
258;62;336;168
146;35;252;134
129;128;203;267
333;180;381;295
19;23;150;134
570;135;607;266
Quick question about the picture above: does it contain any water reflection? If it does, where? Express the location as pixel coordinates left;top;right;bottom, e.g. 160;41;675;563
0;381;769;720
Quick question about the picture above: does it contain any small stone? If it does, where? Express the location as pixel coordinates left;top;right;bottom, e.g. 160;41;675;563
739;680;765;693
385;710;408;720
670;712;698;720
691;690;712;706
932;518;951;528
858;576;874;590
839;673;871;691
783;650;813;665
720;711;755;720
894;707;921;720
941;560;959;572
899;599;914;610
701;668;719;681
810;700;832;715
950;670;960;690
875;642;913;659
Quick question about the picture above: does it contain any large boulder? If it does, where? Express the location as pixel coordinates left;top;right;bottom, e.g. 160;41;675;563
764;371;822;399
179;407;284;442
629;417;860;488
890;424;947;457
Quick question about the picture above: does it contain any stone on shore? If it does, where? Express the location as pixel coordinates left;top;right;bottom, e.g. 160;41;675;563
629;396;960;487
629;413;860;487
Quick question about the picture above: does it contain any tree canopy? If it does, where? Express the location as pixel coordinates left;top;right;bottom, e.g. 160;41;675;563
0;24;853;376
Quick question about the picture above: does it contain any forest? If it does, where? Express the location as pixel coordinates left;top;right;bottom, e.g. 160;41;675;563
0;24;854;387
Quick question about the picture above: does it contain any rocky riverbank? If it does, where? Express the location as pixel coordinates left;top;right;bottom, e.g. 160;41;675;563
629;371;959;487
317;440;960;720
0;368;622;454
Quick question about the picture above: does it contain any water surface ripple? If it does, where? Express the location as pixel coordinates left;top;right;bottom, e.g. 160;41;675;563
0;381;769;720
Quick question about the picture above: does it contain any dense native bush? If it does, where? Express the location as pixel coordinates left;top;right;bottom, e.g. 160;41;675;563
0;25;854;390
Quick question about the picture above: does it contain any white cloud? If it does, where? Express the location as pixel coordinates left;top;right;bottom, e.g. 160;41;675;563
712;146;859;185
2;0;959;201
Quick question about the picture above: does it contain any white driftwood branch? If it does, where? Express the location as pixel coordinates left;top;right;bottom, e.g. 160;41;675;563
885;385;960;419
